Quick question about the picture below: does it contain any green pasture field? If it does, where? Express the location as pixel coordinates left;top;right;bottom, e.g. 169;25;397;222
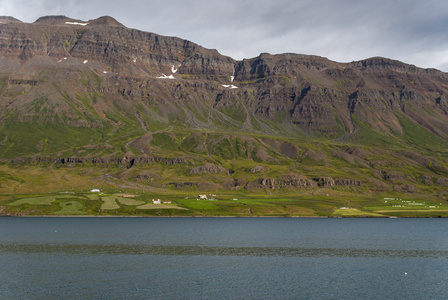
2;189;448;217
178;198;221;210
136;203;187;210
8;195;58;206
85;194;100;201
332;208;385;217
55;201;86;215
363;197;448;216
100;196;120;210
8;194;85;206
117;197;145;206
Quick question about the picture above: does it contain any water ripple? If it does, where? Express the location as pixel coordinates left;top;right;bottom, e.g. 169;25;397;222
1;244;447;258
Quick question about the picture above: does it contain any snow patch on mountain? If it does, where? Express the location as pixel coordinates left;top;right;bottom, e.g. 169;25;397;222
65;22;89;26
222;84;238;89
157;74;175;79
157;64;181;79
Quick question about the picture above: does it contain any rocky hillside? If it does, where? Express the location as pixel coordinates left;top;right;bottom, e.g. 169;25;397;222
0;15;448;195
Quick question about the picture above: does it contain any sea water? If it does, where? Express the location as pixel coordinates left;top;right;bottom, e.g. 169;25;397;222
1;217;447;299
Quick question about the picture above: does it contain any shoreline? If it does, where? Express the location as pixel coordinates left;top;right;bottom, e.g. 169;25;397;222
1;214;445;218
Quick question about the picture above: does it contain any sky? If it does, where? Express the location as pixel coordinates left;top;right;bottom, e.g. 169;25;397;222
1;0;448;71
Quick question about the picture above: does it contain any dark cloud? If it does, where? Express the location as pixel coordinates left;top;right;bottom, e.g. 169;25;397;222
1;0;447;70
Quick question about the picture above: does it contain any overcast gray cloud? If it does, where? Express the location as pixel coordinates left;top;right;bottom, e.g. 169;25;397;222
1;0;448;71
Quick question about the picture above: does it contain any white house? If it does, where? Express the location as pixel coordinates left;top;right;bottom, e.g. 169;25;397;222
90;189;100;193
152;199;161;204
198;195;208;200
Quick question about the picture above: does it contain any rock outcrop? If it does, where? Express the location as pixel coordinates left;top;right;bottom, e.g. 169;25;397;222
246;174;316;190
189;164;232;175
250;166;270;173
0;15;447;196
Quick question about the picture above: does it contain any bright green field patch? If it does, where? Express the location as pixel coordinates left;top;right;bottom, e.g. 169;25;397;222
8;196;56;206
8;195;84;206
237;198;278;207
117;198;145;206
332;208;384;217
178;199;220;210
55;201;86;215
100;196;120;210
376;209;448;213
365;198;448;213
85;194;100;200
136;204;188;210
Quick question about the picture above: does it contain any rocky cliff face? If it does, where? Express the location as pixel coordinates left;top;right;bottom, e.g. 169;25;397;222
230;53;448;140
0;15;448;194
1;15;447;141
0;15;235;74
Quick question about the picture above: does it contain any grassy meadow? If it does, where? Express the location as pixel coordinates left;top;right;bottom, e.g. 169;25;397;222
0;129;448;217
2;186;448;217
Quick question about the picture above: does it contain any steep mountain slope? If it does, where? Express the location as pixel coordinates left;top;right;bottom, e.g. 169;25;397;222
0;15;448;197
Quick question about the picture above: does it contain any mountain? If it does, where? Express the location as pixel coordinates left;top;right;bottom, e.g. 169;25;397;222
0;15;448;199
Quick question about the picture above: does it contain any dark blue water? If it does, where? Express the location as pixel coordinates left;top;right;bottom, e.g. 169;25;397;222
1;217;447;299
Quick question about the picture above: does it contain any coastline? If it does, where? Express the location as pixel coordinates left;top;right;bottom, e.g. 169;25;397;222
1;214;443;218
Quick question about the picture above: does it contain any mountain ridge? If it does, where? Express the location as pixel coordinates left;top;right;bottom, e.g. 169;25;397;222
0;15;447;201
2;15;445;73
